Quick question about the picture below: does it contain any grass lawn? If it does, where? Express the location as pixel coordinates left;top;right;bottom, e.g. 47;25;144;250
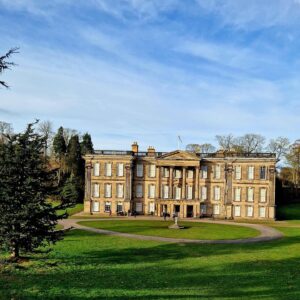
50;200;83;217
1;225;300;299
78;220;259;240
277;203;300;220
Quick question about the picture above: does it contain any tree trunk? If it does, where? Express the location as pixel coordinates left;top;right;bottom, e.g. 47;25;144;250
11;243;20;260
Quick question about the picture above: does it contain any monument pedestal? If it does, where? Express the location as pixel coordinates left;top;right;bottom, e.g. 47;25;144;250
168;217;184;229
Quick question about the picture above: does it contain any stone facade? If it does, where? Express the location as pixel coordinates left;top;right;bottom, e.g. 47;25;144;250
83;142;277;220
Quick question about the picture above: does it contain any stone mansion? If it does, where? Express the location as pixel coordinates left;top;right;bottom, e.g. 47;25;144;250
83;142;277;220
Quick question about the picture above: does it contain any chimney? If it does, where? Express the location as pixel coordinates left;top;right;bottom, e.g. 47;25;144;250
147;146;156;157
131;141;139;153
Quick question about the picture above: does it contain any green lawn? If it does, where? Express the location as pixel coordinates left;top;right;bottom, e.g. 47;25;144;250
1;225;300;299
78;220;259;240
50;200;83;217
277;203;300;220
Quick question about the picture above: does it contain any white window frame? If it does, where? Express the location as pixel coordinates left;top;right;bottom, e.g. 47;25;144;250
235;187;241;202
136;203;143;212
213;204;220;215
215;165;221;179
247;187;254;202
187;169;193;179
259;206;266;218
117;202;123;213
163;167;170;178
234;205;241;217
260;188;267;202
93;163;100;176
163;185;169;199
136;184;143;198
93;183;100;198
201;166;208;179
201;186;207;200
104;183;112;198
248;166;254;180
235;165;241;180
116;183;124;198
105;201;111;212
117;163;124;177
136;164;143;177
187;185;193;200
247;206;253;217
92;201;99;212
175;169;182;179
149;164;156;178
105;163;112;177
148;184;155;199
260;166;267;180
149;202;155;213
175;186;181;200
214;186;220;201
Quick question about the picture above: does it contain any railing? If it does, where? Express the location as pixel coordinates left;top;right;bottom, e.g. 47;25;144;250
93;150;276;158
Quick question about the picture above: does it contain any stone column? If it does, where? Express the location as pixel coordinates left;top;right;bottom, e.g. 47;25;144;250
169;167;174;199
125;164;132;212
182;167;186;199
195;167;199;200
85;161;92;214
269;166;276;219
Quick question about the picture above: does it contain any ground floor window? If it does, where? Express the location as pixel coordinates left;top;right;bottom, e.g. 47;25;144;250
105;201;111;212
259;206;266;217
117;202;123;213
200;204;207;214
247;206;253;217
149;202;155;213
234;205;241;217
92;201;100;212
136;202;143;212
213;204;220;215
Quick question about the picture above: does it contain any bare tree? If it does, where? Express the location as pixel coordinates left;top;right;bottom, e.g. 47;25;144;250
63;128;78;146
0;48;19;88
37;120;54;157
0;121;13;144
267;137;290;160
199;143;216;153
186;144;201;153
237;134;266;153
215;134;235;151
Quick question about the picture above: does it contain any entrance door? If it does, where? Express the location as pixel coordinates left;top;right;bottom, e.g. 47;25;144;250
161;204;168;216
187;205;194;218
174;205;180;217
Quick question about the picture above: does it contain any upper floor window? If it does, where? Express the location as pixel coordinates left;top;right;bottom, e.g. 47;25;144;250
149;164;156;178
93;183;100;198
248;166;254;180
187;186;193;199
136;164;143;177
175;186;181;199
117;163;124;177
175;169;182;179
260;188;267;202
136;184;143;197
105;163;112;177
214;186;221;201
235;187;241;202
215;165;221;179
201;166;208;179
235;166;241;180
163;167;170;178
247;187;254;202
260;166;266;180
116;184;124;198
163;185;169;199
187;170;194;179
104;183;112;198
93;163;100;176
148;184;156;198
201;186;207;200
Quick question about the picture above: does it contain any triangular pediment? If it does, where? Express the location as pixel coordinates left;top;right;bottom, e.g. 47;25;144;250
158;150;199;161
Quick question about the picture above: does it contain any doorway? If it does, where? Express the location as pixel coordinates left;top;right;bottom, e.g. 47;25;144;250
174;205;180;217
187;205;194;218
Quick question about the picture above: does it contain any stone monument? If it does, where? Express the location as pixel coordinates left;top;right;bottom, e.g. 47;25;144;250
168;216;184;229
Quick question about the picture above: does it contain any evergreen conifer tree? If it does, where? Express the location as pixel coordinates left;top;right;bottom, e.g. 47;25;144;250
0;122;73;260
52;126;66;184
80;133;94;155
66;135;83;177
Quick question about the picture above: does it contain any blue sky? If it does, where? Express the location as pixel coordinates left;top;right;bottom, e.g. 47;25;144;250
0;0;300;151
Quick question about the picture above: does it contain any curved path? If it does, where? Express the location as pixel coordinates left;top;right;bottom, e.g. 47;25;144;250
59;217;283;244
